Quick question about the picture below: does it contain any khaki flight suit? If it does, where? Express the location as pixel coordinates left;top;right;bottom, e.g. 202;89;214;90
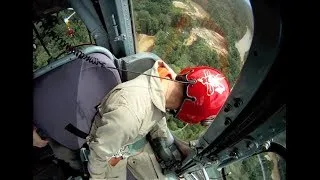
86;60;177;180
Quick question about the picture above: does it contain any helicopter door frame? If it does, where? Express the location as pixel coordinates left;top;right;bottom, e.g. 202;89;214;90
68;0;136;58
67;0;111;50
98;0;136;58
175;0;285;175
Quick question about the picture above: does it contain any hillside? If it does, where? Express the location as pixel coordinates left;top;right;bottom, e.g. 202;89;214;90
134;0;253;142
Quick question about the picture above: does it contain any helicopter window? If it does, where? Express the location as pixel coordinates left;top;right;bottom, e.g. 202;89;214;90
224;151;286;180
132;0;254;142
272;131;286;148
33;8;95;72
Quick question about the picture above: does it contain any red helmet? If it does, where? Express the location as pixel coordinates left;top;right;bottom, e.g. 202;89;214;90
175;66;230;124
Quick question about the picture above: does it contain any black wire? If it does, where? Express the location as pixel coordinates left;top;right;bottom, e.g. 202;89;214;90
54;43;96;60
36;17;96;62
68;46;191;84
36;14;186;84
35;18;190;85
107;66;189;83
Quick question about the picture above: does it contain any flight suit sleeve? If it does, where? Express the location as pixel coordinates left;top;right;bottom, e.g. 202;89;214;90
87;105;140;180
149;116;168;140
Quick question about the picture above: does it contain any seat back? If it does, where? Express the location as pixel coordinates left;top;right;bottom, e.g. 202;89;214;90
119;52;160;81
33;53;121;150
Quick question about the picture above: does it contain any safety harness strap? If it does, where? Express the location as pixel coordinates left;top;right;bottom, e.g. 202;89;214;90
65;123;88;139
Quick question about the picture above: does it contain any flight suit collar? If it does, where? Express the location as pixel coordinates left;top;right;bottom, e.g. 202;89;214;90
148;60;177;113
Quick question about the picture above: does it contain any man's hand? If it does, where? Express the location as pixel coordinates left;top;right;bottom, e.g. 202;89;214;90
33;128;49;148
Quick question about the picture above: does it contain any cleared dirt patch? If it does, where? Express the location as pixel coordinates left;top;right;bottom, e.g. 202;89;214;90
184;27;227;57
184;27;229;76
136;34;155;52
269;152;281;180
264;153;281;180
175;0;229;75
173;1;209;19
189;0;210;18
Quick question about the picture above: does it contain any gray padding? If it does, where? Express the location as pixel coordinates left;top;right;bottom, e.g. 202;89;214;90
33;53;121;150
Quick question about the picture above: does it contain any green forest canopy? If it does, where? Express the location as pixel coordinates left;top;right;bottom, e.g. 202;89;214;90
133;0;252;142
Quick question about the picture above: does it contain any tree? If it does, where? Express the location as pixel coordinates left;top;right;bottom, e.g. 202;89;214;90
158;14;172;31
145;2;161;16
136;10;152;34
189;39;219;67
226;42;241;86
154;30;168;45
168;63;181;73
167;119;178;131
176;119;186;128
149;16;159;35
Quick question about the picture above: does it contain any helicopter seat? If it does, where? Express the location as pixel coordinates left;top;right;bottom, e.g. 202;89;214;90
33;52;121;150
33;49;180;179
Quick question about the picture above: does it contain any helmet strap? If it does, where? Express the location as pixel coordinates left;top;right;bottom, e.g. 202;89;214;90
172;75;192;119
